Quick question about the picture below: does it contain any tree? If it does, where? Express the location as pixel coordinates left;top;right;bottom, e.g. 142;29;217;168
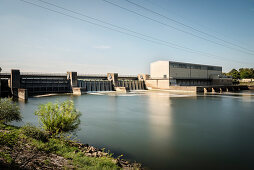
35;100;81;135
239;68;254;79
0;98;22;124
227;69;240;79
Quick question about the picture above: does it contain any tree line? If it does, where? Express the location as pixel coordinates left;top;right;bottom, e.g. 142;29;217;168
225;68;254;79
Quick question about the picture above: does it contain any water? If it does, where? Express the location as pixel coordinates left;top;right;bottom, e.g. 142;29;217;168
14;90;254;170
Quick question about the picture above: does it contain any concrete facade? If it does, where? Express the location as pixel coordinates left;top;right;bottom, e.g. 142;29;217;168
150;61;222;80
150;61;170;79
149;60;228;87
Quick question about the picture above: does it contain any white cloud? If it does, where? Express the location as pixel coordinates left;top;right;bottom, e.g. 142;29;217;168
93;45;111;49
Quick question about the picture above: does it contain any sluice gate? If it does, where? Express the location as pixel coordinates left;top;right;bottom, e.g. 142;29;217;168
0;70;148;99
78;80;113;91
116;80;146;90
77;80;146;91
21;77;71;95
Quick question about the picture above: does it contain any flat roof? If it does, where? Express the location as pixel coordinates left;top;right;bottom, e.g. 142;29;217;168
169;60;222;68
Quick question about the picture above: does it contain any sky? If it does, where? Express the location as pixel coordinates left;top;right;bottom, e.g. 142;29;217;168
0;0;254;74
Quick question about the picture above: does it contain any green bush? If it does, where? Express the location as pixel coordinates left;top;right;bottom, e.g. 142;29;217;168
0;152;13;164
0;131;19;147
0;98;22;124
21;124;49;142
35;100;81;135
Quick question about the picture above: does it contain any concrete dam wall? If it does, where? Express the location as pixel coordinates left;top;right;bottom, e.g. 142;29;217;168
78;80;113;91
0;70;147;99
117;80;146;90
78;80;146;92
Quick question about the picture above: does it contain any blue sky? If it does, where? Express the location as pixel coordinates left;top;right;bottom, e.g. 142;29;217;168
0;0;253;74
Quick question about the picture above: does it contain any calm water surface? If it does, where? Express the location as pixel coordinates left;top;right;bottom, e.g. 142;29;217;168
15;90;254;170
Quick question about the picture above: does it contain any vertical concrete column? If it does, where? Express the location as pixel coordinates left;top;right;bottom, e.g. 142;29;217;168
220;88;223;93
11;69;20;97
204;88;208;93
212;88;216;93
129;81;132;90
18;88;28;100
138;74;149;81
67;72;78;87
107;73;118;87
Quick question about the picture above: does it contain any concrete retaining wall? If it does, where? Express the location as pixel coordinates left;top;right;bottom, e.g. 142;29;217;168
146;79;170;89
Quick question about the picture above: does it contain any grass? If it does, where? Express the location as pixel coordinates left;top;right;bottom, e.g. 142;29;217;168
0;152;13;164
0;124;121;169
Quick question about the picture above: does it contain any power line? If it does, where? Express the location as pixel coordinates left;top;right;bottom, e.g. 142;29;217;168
101;0;254;56
125;0;254;54
32;0;250;64
143;0;254;54
18;0;252;66
35;0;209;54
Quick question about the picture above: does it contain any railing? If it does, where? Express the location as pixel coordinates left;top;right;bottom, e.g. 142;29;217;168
118;75;137;78
77;74;107;77
1;72;139;79
21;72;67;76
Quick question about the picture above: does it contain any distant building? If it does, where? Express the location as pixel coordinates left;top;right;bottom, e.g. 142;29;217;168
148;60;231;88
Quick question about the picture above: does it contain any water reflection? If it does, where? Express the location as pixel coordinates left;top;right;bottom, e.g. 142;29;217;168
148;92;172;141
11;90;254;170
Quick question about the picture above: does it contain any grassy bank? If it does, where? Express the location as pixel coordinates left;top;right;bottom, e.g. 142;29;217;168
0;124;141;169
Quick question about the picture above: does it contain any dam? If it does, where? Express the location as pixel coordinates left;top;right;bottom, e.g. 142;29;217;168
0;70;147;99
0;61;250;100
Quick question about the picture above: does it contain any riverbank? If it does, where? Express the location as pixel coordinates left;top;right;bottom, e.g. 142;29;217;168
0;124;142;169
239;82;254;89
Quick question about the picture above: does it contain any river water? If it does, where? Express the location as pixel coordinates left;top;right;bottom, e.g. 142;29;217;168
14;90;254;170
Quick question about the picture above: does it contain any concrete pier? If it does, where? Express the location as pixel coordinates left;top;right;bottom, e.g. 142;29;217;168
67;72;77;87
10;69;20;98
72;87;86;95
115;87;128;92
107;73;118;86
18;88;28;100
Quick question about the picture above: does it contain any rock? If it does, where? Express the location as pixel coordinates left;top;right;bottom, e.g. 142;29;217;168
102;152;108;156
112;159;117;164
85;153;92;157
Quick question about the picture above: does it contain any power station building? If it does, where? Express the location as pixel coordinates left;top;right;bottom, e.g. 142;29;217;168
147;60;231;88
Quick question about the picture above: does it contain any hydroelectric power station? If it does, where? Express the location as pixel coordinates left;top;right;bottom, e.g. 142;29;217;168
0;61;249;100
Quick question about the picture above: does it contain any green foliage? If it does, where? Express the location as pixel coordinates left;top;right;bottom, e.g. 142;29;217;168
0;98;22;124
0;124;121;169
0;152;13;164
35;100;81;135
239;68;254;79
227;68;254;79
72;155;120;169
30;137;119;169
21;124;49;142
227;69;240;79
0;131;19;148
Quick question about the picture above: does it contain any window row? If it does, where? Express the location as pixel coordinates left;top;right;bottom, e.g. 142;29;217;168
170;63;221;71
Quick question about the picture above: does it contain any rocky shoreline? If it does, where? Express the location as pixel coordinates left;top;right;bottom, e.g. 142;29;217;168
67;141;142;169
0;127;142;169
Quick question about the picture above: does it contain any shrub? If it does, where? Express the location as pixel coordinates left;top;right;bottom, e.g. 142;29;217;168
35;100;81;135
21;124;49;142
0;131;19;147
0;98;22;124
